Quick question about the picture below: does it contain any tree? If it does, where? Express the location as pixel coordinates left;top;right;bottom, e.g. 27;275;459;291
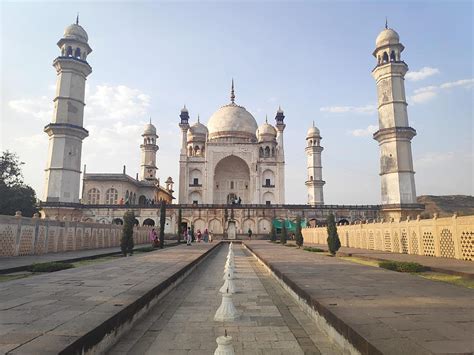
177;207;183;243
121;211;135;256
295;215;304;248
326;213;341;255
280;220;287;244
190;223;195;242
0;151;38;217
270;222;277;242
159;202;166;249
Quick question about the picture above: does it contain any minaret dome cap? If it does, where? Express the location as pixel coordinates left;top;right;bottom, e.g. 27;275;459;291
63;23;89;43
143;123;157;135
375;28;400;47
306;125;320;138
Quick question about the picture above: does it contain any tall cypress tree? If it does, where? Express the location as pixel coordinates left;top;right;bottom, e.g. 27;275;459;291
295;215;304;248
177;207;182;243
270;222;277;242
121;210;135;256
159;202;166;249
326;213;341;255
280;220;287;245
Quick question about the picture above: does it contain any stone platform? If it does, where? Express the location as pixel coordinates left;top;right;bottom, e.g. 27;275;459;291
0;242;219;354
108;244;342;354
244;241;474;355
305;243;474;278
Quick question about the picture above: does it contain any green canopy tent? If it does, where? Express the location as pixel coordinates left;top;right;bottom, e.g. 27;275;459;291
272;218;306;233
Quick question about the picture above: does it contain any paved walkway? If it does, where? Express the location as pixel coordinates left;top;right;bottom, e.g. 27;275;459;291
0;243;217;354
245;241;474;355
109;244;342;355
305;243;474;277
0;242;176;273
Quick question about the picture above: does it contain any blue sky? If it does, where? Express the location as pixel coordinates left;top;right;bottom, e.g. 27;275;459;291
1;1;472;204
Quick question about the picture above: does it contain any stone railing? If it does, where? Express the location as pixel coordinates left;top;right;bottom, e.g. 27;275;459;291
0;213;153;257
302;214;474;261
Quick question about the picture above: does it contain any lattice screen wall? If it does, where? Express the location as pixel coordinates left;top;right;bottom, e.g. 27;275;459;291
303;215;474;261
0;215;154;257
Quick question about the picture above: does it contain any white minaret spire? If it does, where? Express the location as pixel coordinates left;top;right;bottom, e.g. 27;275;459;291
372;24;419;218
43;19;92;203
140;120;159;181
305;122;325;205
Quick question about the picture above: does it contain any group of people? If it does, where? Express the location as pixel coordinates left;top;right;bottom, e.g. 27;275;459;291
149;228;160;248
185;228;213;246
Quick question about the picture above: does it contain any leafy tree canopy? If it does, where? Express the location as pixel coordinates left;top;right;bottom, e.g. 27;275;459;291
0;151;38;217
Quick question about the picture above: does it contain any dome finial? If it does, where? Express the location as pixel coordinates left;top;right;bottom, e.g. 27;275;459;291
76;13;79;25
312;120;315;127
197;114;200;123
385;16;388;29
265;114;268;123
230;79;235;104
149;117;152;124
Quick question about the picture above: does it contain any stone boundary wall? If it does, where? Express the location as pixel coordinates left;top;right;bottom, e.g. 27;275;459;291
302;214;474;261
0;214;152;257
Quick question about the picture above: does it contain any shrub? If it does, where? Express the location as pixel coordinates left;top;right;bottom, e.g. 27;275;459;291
270;223;277;242
121;211;135;256
280;221;287;245
177;207;183;243
159;202;166;249
304;247;325;252
379;261;426;273
134;246;156;253
29;262;74;273
284;244;296;247
295;215;304;248
326;213;341;255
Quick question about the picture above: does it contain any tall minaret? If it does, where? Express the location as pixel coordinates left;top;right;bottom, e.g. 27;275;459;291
43;17;92;203
275;106;286;203
139;120;159;181
178;106;190;203
372;23;419;218
305;123;325;205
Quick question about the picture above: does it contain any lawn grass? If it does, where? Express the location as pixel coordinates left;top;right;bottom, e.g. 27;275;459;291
417;272;474;289
0;273;32;283
303;246;326;253
338;256;380;267
28;262;74;273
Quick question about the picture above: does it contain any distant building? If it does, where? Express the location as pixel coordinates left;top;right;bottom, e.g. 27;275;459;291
40;19;422;231
178;81;285;205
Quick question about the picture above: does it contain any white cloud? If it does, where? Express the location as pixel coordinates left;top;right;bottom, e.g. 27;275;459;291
415;152;456;167
405;67;439;81
8;84;151;123
320;104;376;114
85;84;151;121
8;96;52;122
409;78;474;105
349;124;378;137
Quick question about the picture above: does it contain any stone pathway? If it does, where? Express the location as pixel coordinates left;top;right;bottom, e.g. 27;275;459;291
108;244;342;354
0;242;177;273
0;243;216;354
245;241;474;355
305;243;474;277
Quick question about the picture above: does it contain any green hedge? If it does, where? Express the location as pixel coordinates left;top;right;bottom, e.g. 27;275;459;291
379;261;426;273
28;262;74;273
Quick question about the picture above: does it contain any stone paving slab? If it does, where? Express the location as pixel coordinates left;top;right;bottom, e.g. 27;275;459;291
305;243;474;277
0;242;219;354
244;241;474;355
0;242;178;274
108;244;342;355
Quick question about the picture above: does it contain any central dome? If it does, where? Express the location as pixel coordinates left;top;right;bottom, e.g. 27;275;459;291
207;103;258;141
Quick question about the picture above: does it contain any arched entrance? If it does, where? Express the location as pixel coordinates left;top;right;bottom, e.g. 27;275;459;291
143;218;155;226
213;155;250;204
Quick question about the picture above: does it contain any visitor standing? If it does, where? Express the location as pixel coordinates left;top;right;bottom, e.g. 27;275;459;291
248;228;253;240
150;228;158;248
197;230;202;242
209;231;213;243
203;228;209;242
186;227;192;246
